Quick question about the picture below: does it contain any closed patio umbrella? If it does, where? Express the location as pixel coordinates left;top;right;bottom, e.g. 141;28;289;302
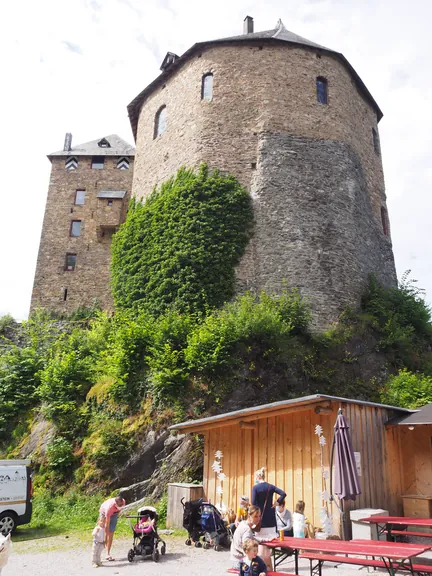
330;409;361;539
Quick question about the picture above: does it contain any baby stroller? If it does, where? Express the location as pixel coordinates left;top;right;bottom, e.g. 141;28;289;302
126;506;166;563
181;498;231;551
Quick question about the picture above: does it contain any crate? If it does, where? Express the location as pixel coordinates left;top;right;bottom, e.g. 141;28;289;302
166;483;204;529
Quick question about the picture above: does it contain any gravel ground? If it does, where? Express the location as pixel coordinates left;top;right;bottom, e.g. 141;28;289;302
5;534;431;576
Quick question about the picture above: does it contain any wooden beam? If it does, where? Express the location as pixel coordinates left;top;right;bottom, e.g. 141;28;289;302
175;402;334;434
239;421;256;429
314;406;333;414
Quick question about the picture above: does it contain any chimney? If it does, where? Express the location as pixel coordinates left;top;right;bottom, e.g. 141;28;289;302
63;133;72;152
243;16;254;34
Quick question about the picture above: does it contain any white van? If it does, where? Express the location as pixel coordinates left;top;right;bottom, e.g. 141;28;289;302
0;460;33;535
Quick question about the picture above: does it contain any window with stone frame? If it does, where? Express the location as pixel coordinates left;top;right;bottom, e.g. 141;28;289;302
316;77;328;104
201;73;213;101
154;105;167;138
381;206;389;236
70;220;82;237
74;190;86;205
92;156;105;169
65;253;77;271
372;128;381;156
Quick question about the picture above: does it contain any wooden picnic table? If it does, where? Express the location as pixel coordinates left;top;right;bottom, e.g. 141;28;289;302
360;516;432;541
264;536;430;576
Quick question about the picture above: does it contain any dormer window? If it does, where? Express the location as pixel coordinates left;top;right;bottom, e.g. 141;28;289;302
202;73;213;101
160;52;179;72
154;106;167;138
92;156;105;169
65;156;78;170
98;138;111;148
316;77;328;104
117;157;130;170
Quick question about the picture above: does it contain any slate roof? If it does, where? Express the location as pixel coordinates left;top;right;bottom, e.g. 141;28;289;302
395;403;432;426
169;394;413;432
48;134;135;157
127;19;383;140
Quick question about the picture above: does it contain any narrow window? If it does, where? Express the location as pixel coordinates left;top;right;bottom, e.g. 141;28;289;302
65;156;78;170
62;287;68;301
316;77;328;104
70;220;82;237
65;253;77;271
74;190;85;205
381;207;389;236
154;105;167;138
92;156;105;169
116;157;130;170
107;200;113;206
372;128;381;155
201;73;213;101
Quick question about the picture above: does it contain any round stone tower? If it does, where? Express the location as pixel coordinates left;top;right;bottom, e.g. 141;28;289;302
127;17;397;329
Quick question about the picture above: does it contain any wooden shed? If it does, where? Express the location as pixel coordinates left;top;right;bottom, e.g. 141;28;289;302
386;403;432;521
170;394;413;534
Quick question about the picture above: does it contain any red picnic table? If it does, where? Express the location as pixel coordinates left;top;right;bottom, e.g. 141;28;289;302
360;516;432;541
264;536;431;576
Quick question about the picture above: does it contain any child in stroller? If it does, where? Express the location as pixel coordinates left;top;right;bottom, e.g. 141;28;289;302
181;498;231;551
126;506;166;563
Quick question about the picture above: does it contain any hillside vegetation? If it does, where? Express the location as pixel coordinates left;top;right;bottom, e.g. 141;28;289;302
1;166;431;497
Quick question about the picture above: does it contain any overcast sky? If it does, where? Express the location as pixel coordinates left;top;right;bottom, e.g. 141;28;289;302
0;0;431;319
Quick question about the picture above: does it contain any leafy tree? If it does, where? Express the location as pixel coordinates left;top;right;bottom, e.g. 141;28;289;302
381;369;432;408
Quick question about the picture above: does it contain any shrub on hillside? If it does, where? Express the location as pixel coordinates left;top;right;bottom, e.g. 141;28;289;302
381;369;432;409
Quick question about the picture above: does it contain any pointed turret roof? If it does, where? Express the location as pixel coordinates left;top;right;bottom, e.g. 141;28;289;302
48;134;135;157
127;18;382;140
216;19;330;51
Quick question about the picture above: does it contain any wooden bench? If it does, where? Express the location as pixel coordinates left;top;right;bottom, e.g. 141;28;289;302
300;552;432;575
227;569;296;575
389;530;432;540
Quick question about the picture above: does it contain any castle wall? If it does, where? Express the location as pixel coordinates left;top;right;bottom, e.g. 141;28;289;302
30;156;134;314
132;42;397;327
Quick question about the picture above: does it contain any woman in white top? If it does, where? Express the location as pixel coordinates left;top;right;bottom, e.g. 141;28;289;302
230;505;276;569
275;498;293;537
292;500;306;538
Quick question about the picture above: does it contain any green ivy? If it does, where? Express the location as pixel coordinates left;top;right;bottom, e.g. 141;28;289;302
111;165;253;315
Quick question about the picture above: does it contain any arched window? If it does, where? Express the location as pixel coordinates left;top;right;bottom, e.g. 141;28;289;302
316;76;328;104
154;105;167;138
372;128;380;155
381;206;389;236
201;73;213;101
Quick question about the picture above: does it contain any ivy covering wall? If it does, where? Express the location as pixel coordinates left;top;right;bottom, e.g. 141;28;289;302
111;165;254;315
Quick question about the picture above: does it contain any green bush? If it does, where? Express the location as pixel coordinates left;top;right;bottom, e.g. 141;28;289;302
46;436;76;474
0;314;15;334
381;369;432;408
111;165;253;315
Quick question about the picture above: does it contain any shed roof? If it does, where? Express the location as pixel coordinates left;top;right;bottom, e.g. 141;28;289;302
395;403;432;426
169;394;413;432
48;134;135;158
127;19;383;140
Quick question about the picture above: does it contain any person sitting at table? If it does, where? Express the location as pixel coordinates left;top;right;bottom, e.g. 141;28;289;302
276;498;293;537
293;500;307;538
252;467;286;570
230;505;277;570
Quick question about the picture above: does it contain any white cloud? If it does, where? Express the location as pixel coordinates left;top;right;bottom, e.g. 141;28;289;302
0;0;430;319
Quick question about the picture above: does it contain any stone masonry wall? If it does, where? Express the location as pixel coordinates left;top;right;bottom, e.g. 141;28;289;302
131;41;397;327
30;156;134;314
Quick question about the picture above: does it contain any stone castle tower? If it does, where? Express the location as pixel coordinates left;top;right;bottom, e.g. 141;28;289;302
31;16;397;328
127;16;397;327
30;134;135;313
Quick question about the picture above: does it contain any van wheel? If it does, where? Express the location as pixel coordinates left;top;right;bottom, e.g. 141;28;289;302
0;512;16;535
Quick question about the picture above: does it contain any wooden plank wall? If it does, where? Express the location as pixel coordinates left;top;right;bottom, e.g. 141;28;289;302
202;402;401;531
396;424;432;496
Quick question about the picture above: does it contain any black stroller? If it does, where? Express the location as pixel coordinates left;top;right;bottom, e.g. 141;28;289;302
181;497;231;551
126;506;166;563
